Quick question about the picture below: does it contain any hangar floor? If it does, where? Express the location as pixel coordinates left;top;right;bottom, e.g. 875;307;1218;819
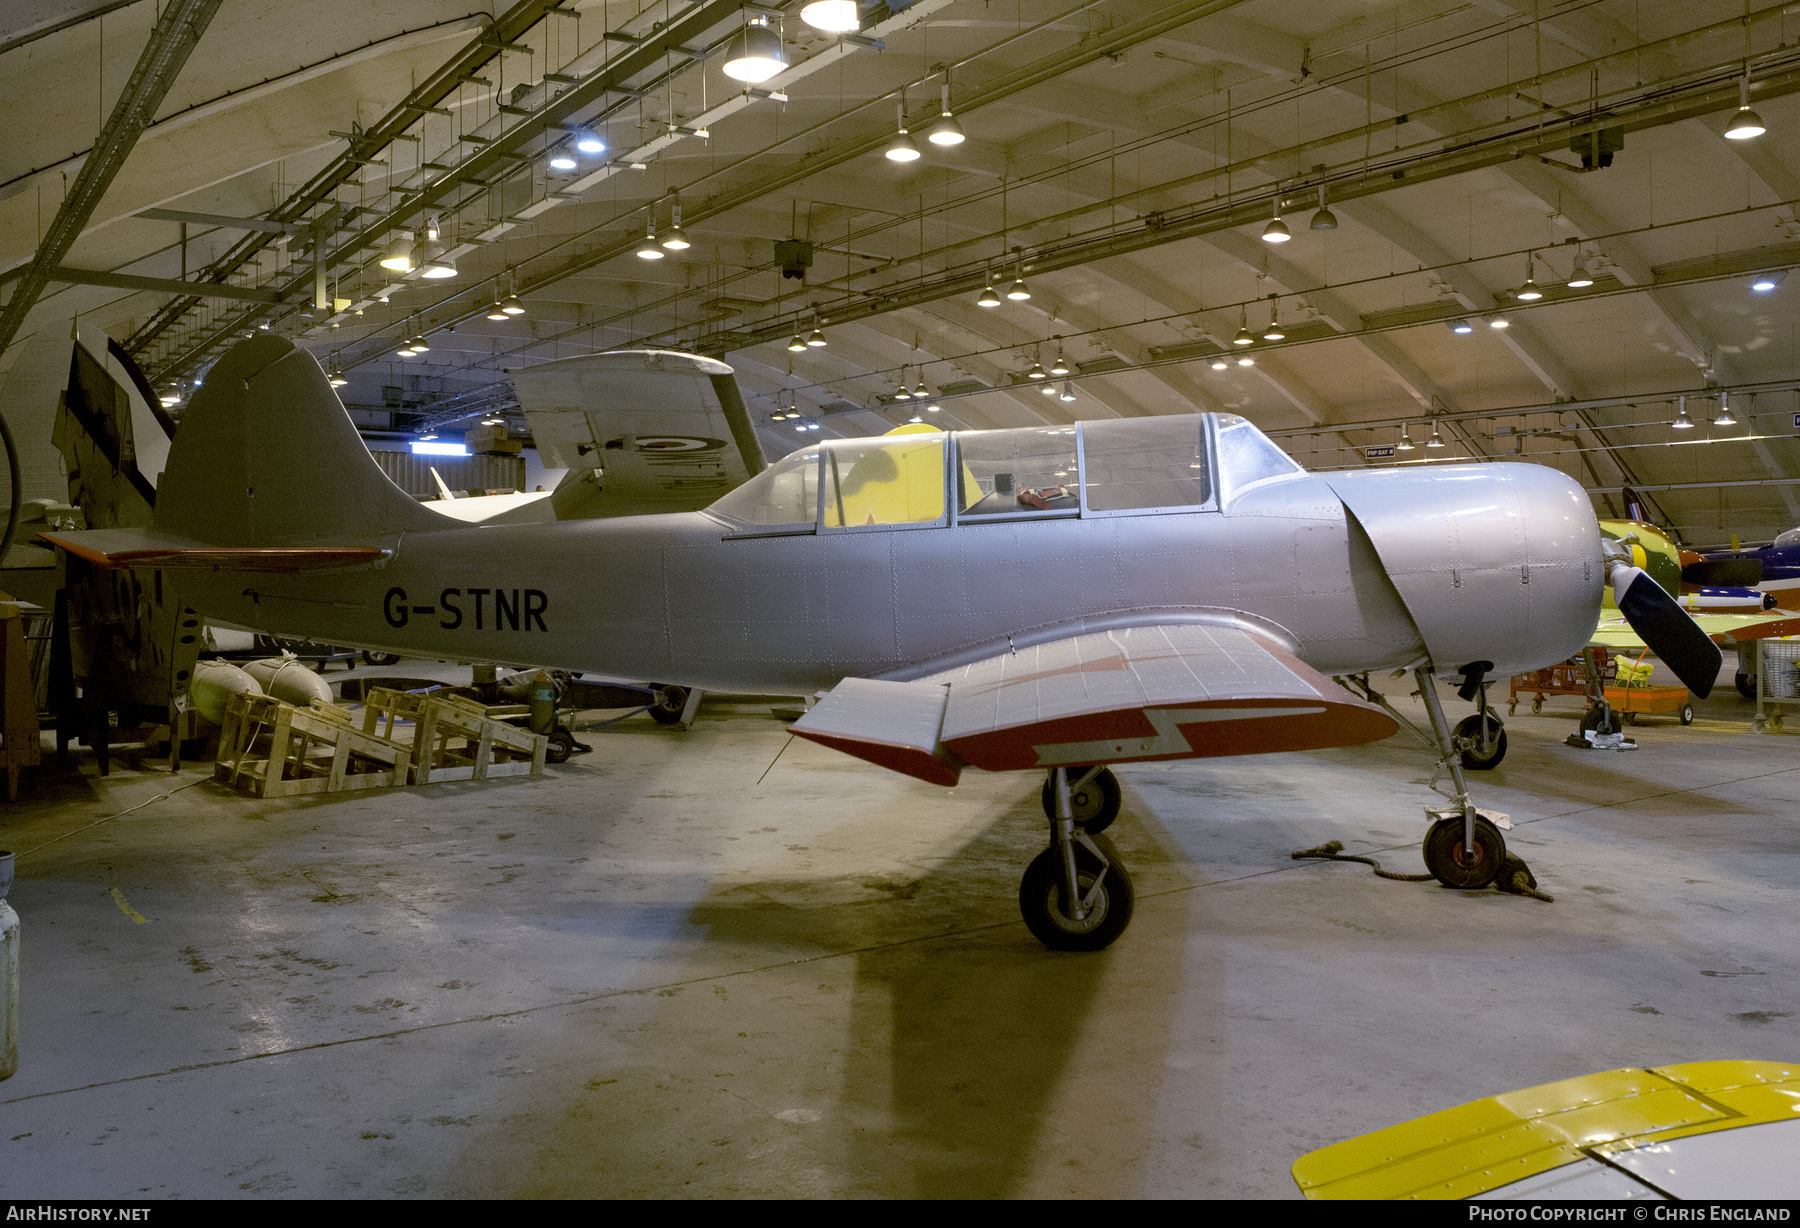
0;662;1793;1199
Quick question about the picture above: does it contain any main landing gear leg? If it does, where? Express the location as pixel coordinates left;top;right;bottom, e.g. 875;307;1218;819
1416;667;1511;890
1018;766;1135;951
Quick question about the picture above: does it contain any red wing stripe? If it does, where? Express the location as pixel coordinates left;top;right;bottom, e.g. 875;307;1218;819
38;535;387;573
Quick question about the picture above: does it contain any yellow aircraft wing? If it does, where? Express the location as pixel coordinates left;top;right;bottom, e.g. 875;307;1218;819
1592;609;1800;649
1292;1060;1800;1199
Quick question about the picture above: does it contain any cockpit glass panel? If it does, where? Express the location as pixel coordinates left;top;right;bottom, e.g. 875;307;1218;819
1080;417;1210;511
706;446;820;526
956;427;1080;516
1214;413;1302;496
822;433;947;527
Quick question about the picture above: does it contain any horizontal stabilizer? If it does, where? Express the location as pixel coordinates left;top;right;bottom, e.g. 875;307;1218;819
40;530;387;573
793;623;1399;784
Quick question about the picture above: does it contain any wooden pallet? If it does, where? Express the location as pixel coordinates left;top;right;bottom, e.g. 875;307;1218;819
359;687;546;784
215;692;411;798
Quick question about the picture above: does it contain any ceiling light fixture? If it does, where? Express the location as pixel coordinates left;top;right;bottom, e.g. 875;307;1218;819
928;83;964;146
977;281;1001;307
894;367;911;399
1397;425;1415;450
1059;381;1076;402
914;377;928;398
1050;346;1069;377
1672;396;1695;430
487;300;509;321
660;199;691;250
1262;299;1285;341
549;150;578;171
327;371;348;388
1426;421;1445;448
636;213;664;259
1725;66;1766;140
885;100;921;162
1027;361;1047;380
1006;273;1031;301
925;401;940;412
1566;252;1595;288
723;15;786;83
1714;392;1737;426
1236;355;1254;367
409;332;430;354
1233;306;1255;345
1514;253;1542;300
787;333;807;352
1210;358;1228;370
1489;316;1510;329
378;232;414;272
800;1;859;33
1751;270;1786;292
417;221;456;278
807;326;827;347
1040;383;1057;396
1310;185;1337;231
1262;191;1290;243
575;127;606;155
1450;319;1474;334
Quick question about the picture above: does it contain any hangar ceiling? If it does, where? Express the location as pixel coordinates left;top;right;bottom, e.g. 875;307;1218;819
3;0;1799;539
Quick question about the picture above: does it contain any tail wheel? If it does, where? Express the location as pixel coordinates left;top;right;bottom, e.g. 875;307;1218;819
647;685;689;725
1423;814;1506;890
1680;703;1694;725
545;726;575;764
361;650;401;667
1039;767;1122;833
1453;712;1507;770
1018;839;1134;951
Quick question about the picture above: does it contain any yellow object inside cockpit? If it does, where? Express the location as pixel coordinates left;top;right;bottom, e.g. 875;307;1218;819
824;424;955;527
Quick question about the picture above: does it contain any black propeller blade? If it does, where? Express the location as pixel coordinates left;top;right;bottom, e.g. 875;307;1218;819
1613;566;1722;698
1681;557;1764;588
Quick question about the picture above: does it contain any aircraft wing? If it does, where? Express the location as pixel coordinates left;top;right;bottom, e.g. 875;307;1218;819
1592;608;1800;649
788;623;1399;786
509;349;763;520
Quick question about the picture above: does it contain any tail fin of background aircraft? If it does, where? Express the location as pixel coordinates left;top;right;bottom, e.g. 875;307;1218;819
156;336;448;545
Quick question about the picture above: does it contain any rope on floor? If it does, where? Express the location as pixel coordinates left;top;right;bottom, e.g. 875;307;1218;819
14;777;210;861
1291;840;1555;902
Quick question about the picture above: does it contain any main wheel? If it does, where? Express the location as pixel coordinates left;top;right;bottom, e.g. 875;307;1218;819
1736;671;1757;699
1679;703;1694;725
1422;814;1506;890
647;685;688;725
1039;767;1122;833
1453;712;1507;770
1580;704;1619;736
545;726;575;764
1018;839;1134;951
361;650;401;667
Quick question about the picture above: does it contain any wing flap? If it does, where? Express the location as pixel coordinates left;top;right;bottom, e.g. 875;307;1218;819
788;677;960;786
792;624;1397;783
40;530;388;573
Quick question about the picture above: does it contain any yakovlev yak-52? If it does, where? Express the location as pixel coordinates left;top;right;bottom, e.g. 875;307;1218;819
43;337;1720;949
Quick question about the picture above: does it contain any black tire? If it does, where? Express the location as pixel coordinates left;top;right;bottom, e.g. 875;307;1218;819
1680;703;1694;725
1736;671;1757;699
1039;767;1122;833
1453;712;1507;770
545;726;574;764
1580;704;1619;736
362;650;401;667
1018;838;1134;951
647;685;688;725
1423;814;1506;890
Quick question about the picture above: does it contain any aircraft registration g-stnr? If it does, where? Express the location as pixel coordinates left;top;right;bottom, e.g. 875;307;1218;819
45;337;1719;950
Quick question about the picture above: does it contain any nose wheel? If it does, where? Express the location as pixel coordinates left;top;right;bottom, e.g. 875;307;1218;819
1422;812;1506;888
1020;766;1135;950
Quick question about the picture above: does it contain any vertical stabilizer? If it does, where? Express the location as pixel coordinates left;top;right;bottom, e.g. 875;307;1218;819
156;336;447;545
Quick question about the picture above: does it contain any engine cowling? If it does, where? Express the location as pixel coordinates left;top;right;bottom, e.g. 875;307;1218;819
1319;463;1603;678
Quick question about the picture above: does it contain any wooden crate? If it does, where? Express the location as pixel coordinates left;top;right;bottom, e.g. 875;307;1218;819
359;687;547;784
215;692;411;798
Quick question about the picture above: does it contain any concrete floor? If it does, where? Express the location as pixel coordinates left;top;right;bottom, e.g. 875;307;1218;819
0;660;1795;1198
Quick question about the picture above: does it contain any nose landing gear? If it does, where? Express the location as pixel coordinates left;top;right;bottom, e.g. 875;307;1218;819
1018;766;1135;950
1416;665;1520;891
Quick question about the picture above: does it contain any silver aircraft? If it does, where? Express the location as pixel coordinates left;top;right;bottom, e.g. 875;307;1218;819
46;337;1717;949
